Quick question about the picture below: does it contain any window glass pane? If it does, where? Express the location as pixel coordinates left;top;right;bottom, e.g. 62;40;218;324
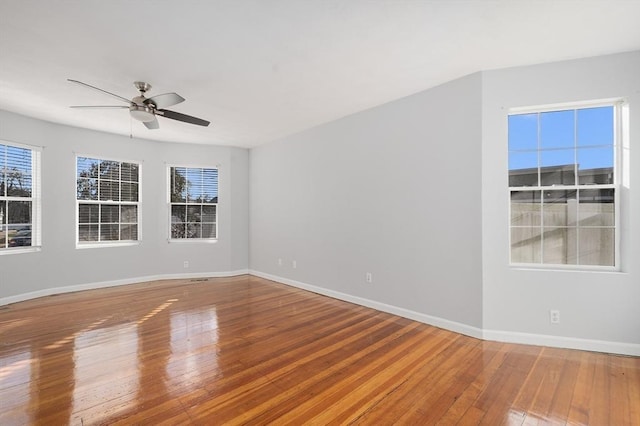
186;205;202;222
100;205;119;223
120;224;138;240
540;150;575;186
202;168;218;202
543;190;577;227
186;223;201;238
79;204;99;224
511;227;541;263
187;168;203;203
120;163;139;182
7;200;31;224
100;224;119;241
202;223;216;238
202;205;216;222
7;224;32;247
0;144;6;197
79;224;99;241
0;200;5;224
542;227;577;265
5;146;32;197
99;160;120;180
577;106;614;147
578;228;614;266
540;110;575;149
170;167;187;202
171;205;186;223
77;178;98;200
509;152;538;186
77;157;99;178
121;205;137;223
511;191;541;227
99;180;120;201
121;182;138;202
171;223;185;239
508;113;538;151
577;147;613;185
579;189;614;226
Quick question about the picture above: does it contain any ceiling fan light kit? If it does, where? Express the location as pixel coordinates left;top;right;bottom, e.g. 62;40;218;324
68;79;210;129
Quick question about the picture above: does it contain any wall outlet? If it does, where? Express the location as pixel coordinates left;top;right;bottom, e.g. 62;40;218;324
550;310;560;324
183;260;189;269
278;258;283;267
292;260;297;269
365;272;373;283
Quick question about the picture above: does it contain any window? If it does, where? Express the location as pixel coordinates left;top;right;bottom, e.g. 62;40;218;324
76;156;140;245
0;141;41;252
169;166;218;240
508;103;619;267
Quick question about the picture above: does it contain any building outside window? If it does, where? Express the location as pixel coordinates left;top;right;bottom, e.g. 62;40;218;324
76;156;140;245
169;166;218;240
0;141;41;252
508;103;619;267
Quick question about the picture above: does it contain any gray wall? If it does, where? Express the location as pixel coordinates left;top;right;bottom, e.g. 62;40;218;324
250;73;484;329
0;110;249;301
481;51;640;346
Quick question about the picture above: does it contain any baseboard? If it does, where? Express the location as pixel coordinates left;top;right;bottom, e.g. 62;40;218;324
0;269;249;306
249;270;484;340
483;329;640;357
249;270;640;357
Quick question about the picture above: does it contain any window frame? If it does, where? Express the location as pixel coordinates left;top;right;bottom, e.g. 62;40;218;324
167;164;219;243
75;154;142;249
0;140;42;255
507;99;623;271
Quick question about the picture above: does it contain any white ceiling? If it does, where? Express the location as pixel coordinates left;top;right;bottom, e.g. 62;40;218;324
1;1;639;148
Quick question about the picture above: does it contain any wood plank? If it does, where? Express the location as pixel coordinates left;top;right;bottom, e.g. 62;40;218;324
0;275;638;425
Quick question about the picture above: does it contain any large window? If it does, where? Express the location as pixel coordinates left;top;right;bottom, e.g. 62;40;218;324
76;156;140;245
169;166;218;240
0;141;41;252
508;103;619;267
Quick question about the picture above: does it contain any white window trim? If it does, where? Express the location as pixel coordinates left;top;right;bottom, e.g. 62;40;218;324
507;100;624;272
0;140;42;255
75;154;142;249
166;163;219;243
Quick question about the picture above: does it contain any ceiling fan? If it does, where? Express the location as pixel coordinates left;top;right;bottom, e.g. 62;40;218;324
68;79;210;129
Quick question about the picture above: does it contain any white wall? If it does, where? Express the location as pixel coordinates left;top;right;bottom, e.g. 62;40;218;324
250;51;640;355
0;110;249;302
481;51;640;349
250;73;484;330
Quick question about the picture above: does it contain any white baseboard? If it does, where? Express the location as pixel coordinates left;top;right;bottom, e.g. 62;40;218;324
249;270;640;357
249;270;484;340
0;269;249;306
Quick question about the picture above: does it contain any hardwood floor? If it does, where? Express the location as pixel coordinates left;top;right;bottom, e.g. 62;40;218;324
0;275;638;425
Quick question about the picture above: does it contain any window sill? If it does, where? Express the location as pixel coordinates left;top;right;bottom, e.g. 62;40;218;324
167;238;218;244
509;263;622;273
0;246;42;255
76;241;141;250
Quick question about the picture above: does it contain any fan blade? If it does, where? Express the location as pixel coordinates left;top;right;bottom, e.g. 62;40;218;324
67;79;132;104
144;93;185;109
70;105;129;109
157;109;210;127
144;117;160;129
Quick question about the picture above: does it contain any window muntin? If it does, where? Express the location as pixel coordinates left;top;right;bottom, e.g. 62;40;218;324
76;156;140;245
508;104;618;268
169;166;218;240
0;142;41;252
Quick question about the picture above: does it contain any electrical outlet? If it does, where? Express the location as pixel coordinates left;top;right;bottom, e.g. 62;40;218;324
550;310;560;324
365;272;373;283
183;261;189;269
278;258;283;267
292;260;297;269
